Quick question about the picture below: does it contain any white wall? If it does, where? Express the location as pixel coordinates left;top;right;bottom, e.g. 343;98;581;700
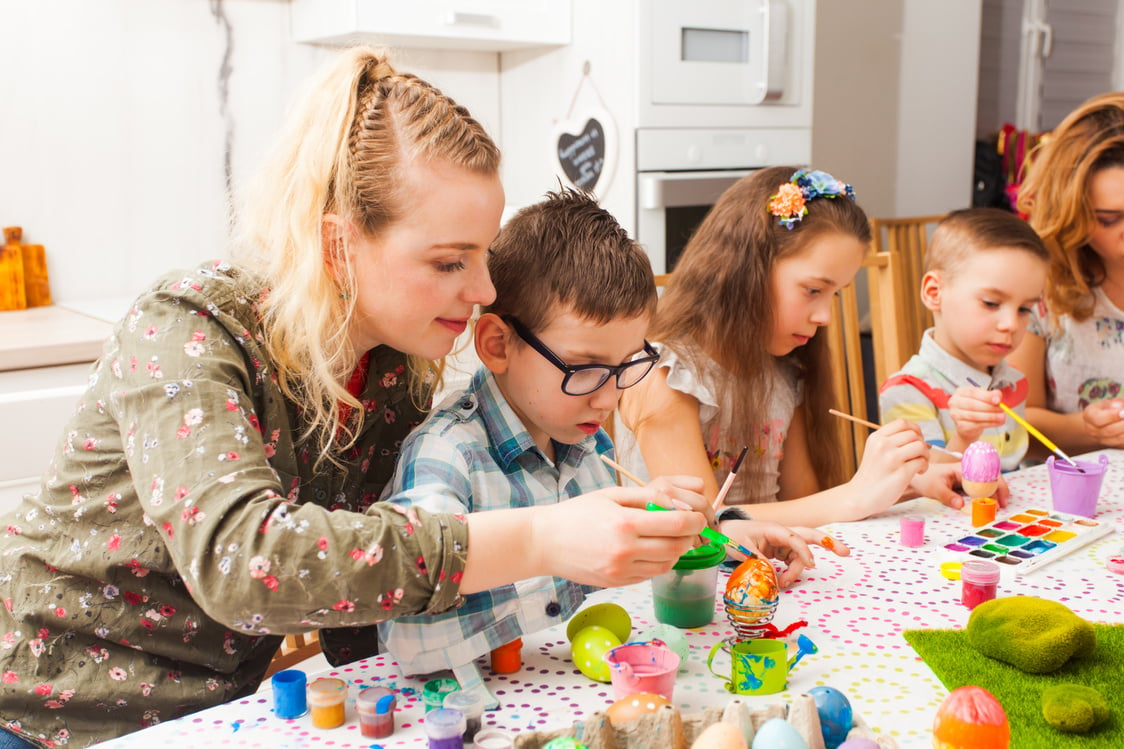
812;1;981;219
0;0;500;307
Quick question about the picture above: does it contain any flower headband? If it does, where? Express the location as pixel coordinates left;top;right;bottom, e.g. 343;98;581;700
767;169;856;230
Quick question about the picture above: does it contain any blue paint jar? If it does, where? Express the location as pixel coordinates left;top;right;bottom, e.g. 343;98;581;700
271;669;308;719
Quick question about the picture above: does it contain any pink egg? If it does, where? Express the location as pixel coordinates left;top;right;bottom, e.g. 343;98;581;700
961;441;1000;483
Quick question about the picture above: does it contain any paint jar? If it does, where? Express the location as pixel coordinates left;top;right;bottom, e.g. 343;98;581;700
651;541;725;628
424;707;466;749
308;677;347;728
899;515;925;547
960;560;1000;610
473;729;515;749
444;688;486;742
355;685;396;738
423;677;460;712
971;497;998;527
270;669;308;719
490;638;523;674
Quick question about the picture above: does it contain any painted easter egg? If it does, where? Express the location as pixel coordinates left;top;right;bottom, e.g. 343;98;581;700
961;441;1000;483
543;739;589;749
932;685;1010;748
639;624;690;665
605;692;671;724
569;625;620;683
750;717;808;749
566;602;631;644
692;720;749;749
724;557;779;609
809;686;854;749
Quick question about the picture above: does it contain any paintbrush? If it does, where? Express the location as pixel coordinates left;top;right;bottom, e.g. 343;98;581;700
599;454;758;558
828;409;963;459
965;377;1083;471
712;445;750;512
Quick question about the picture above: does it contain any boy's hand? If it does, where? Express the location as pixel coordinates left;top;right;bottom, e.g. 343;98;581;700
948;385;1005;444
849;419;930;517
1083;399;1124;448
905;461;1010;509
719;519;850;588
530;484;706;587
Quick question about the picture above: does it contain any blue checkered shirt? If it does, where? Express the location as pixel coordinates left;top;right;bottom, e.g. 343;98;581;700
378;367;614;676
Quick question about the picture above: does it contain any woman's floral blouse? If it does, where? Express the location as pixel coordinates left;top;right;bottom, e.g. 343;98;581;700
0;261;468;747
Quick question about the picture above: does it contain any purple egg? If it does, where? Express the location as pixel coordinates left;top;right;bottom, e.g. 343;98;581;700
961;441;1000;483
837;740;880;749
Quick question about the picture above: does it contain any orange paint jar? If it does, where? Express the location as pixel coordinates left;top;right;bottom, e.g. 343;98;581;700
490;638;523;674
971;497;998;527
308;677;347;728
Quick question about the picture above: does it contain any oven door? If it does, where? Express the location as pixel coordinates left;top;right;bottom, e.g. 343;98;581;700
636;169;754;275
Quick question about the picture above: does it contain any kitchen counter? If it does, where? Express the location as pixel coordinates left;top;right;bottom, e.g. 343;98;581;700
0;302;122;371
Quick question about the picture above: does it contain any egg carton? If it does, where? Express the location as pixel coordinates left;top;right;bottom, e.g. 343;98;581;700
511;693;899;749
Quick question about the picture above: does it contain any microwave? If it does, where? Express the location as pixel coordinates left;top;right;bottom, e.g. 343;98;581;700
636;0;812;129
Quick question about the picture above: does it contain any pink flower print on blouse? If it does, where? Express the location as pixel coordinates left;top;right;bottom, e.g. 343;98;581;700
184;330;206;357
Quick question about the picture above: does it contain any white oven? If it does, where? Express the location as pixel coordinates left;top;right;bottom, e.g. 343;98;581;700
633;0;814;274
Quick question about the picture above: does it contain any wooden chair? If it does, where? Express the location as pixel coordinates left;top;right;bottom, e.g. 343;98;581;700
869;214;945;364
264;631;322;677
826;251;905;474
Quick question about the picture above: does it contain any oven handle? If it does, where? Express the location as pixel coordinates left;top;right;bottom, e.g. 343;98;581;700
637;170;756;211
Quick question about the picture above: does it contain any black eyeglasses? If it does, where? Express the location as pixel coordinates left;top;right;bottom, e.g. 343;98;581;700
505;316;660;396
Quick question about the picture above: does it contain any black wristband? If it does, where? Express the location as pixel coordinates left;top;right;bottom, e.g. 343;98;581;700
716;506;752;523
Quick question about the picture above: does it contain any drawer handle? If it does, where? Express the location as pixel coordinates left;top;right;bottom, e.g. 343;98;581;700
445;11;498;28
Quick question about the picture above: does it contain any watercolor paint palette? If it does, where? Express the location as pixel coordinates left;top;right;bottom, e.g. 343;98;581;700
941;507;1115;576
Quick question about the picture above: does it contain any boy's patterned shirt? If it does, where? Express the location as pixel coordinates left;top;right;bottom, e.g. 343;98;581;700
0;261;468;747
379;367;612;676
879;329;1029;470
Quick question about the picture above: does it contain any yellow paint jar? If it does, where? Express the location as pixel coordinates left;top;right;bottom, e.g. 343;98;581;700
308;677;347;729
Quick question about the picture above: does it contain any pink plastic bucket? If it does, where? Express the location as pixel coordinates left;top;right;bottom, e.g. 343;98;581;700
1046;454;1109;518
603;642;680;701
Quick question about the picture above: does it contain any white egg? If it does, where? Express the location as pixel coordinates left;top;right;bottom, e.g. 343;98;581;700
750;717;809;749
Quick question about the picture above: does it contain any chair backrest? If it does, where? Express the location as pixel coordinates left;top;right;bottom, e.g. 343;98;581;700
264;631;322;677
869;214;946;364
826;251;905;474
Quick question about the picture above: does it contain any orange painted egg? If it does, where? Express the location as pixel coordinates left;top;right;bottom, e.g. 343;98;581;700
932;685;1010;748
605;692;672;723
724;557;779;608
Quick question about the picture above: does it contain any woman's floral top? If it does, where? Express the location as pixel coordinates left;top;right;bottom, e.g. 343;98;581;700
0;261;468;747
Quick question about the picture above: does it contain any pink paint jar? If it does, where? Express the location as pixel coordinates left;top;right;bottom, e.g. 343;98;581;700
960;560;1000;609
899;515;925;547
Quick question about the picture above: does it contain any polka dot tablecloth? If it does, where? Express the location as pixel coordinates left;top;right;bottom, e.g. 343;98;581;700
100;451;1124;749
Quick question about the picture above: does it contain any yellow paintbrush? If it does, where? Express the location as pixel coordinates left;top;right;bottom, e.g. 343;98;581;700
966;377;1082;471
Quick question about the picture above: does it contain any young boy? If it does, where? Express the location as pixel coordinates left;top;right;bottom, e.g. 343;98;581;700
879;207;1050;470
376;188;662;703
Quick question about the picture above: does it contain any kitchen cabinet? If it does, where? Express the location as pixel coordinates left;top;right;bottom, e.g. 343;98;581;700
291;0;571;52
0;305;114;514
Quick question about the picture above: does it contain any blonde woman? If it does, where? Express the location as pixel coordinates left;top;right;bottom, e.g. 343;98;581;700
0;49;706;748
1008;92;1124;454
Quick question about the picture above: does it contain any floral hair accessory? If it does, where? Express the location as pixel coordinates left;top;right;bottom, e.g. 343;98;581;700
767;168;856;230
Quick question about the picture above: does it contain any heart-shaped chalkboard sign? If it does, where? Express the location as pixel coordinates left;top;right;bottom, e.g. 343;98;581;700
553;108;616;195
557;118;606;191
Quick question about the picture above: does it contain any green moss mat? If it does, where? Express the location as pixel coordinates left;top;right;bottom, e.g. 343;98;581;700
903;624;1124;748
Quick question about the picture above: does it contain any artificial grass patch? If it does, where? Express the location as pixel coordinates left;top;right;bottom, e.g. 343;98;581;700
904;624;1124;748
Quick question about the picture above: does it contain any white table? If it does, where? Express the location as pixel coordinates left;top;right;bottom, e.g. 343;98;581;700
101;451;1124;748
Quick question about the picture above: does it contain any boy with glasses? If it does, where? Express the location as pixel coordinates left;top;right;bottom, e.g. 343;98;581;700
376;188;666;703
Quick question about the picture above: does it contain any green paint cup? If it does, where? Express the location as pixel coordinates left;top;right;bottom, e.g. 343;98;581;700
650;542;724;628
